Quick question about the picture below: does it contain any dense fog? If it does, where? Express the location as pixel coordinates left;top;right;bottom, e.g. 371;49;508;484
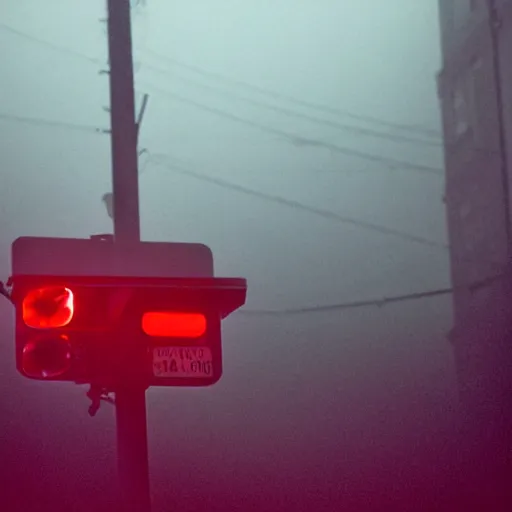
0;2;469;510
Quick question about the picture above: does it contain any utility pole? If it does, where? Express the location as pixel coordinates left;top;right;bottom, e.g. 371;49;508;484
488;0;511;252
106;1;151;511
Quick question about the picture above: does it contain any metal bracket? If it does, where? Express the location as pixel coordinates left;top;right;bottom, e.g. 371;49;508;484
87;384;116;417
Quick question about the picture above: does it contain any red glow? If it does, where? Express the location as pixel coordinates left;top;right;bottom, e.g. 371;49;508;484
22;286;74;328
22;335;72;378
142;312;207;338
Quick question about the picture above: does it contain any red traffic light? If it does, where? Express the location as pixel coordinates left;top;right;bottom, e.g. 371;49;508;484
12;273;247;386
22;286;74;328
22;335;72;378
142;312;207;338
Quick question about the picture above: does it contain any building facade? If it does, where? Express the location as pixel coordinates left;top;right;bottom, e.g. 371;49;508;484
437;0;512;428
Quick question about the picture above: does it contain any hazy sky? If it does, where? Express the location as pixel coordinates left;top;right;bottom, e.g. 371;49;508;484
0;2;465;511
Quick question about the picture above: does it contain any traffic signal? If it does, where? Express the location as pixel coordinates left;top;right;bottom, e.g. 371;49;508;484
11;275;247;388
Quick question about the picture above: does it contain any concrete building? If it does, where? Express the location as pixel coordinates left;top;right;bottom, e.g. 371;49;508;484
437;0;512;431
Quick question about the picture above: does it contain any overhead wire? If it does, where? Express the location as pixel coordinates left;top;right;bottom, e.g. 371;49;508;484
141;58;496;158
150;153;445;248
0;112;106;134
0;22;503;318
0;22;443;175
142;60;444;149
0;19;492;165
144;47;442;140
142;82;444;176
144;153;503;317
0;22;100;65
0;51;501;318
241;287;454;316
0;24;107;134
238;273;502;316
151;152;506;271
3;17;443;155
0;24;486;264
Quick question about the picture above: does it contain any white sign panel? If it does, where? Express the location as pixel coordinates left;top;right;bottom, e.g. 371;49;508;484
152;347;213;378
11;237;214;278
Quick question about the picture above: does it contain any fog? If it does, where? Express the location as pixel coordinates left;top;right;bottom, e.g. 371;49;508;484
0;1;472;510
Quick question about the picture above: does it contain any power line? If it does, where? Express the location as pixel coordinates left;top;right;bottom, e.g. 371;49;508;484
143;60;497;158
0;22;100;65
150;153;446;249
145;47;442;140
141;82;444;176
0;22;442;153
1;22;501;318
238;273;501;316
242;287;453;316
151;154;505;270
4;16;443;154
0;20;492;166
143;60;444;149
0;112;106;134
0;22;444;174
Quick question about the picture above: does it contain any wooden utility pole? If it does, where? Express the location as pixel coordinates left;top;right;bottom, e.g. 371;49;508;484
106;1;151;510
